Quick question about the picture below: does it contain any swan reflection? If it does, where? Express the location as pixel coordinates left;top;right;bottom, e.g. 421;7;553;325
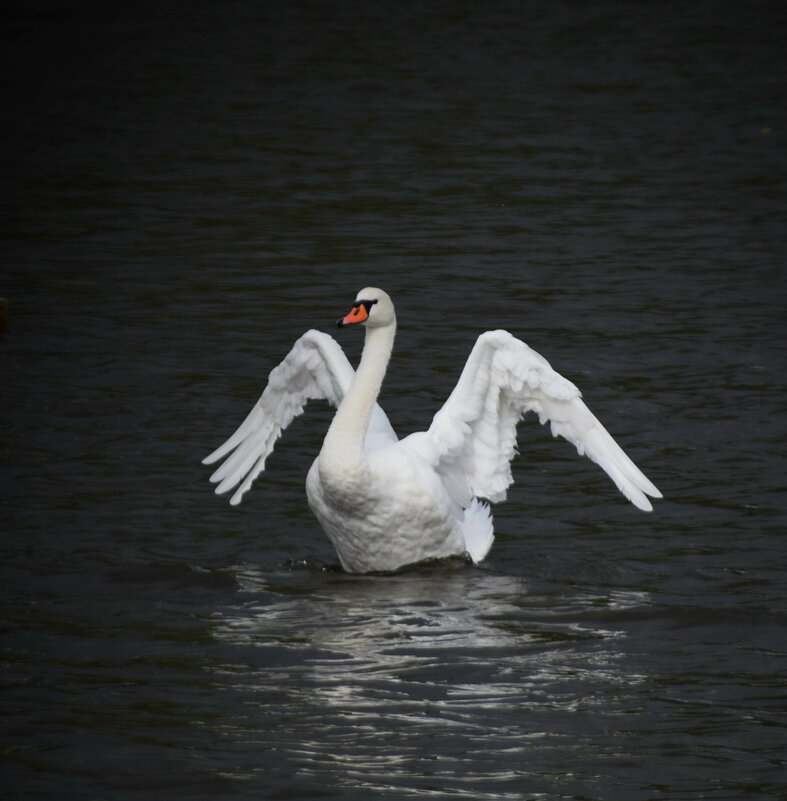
208;564;649;793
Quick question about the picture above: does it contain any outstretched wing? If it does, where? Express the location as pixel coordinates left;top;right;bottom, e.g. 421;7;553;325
203;329;396;505
403;330;661;512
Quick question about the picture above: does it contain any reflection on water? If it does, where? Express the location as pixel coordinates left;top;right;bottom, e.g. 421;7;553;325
210;565;649;797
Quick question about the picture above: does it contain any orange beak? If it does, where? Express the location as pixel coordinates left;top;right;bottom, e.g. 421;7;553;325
337;303;369;328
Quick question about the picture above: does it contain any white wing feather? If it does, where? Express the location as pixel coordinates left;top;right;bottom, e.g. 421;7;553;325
203;329;396;505
407;330;661;512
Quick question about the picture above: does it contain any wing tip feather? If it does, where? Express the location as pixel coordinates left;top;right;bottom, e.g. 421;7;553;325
631;493;653;512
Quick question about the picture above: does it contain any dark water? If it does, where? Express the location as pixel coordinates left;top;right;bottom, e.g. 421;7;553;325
3;1;787;799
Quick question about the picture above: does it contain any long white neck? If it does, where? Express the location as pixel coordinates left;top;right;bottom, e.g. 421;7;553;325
320;319;396;470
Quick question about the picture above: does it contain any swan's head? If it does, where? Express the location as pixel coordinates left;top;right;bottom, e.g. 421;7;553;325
337;287;395;329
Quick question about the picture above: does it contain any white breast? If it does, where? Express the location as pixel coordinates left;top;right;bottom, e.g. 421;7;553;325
306;449;465;573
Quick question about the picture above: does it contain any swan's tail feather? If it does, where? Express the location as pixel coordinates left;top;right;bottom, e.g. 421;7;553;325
461;499;494;564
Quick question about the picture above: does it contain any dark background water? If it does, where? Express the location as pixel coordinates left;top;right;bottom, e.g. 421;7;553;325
2;1;786;799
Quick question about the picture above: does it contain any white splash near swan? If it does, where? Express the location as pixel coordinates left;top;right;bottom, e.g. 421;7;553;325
203;287;661;573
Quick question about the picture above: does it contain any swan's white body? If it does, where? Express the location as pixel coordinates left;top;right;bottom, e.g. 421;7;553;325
204;288;661;573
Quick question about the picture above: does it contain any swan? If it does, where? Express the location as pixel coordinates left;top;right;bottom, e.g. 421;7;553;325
203;287;661;573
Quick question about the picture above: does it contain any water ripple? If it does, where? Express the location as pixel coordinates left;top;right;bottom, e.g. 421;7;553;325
205;565;649;798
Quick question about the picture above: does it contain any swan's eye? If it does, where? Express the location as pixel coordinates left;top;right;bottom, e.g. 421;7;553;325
355;299;378;313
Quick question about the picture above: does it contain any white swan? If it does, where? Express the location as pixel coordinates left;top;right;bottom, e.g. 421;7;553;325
203;287;661;573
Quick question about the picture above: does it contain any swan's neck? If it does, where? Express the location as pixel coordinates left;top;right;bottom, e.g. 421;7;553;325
321;321;395;470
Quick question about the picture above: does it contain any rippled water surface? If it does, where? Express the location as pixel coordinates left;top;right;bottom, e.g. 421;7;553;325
3;1;786;799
